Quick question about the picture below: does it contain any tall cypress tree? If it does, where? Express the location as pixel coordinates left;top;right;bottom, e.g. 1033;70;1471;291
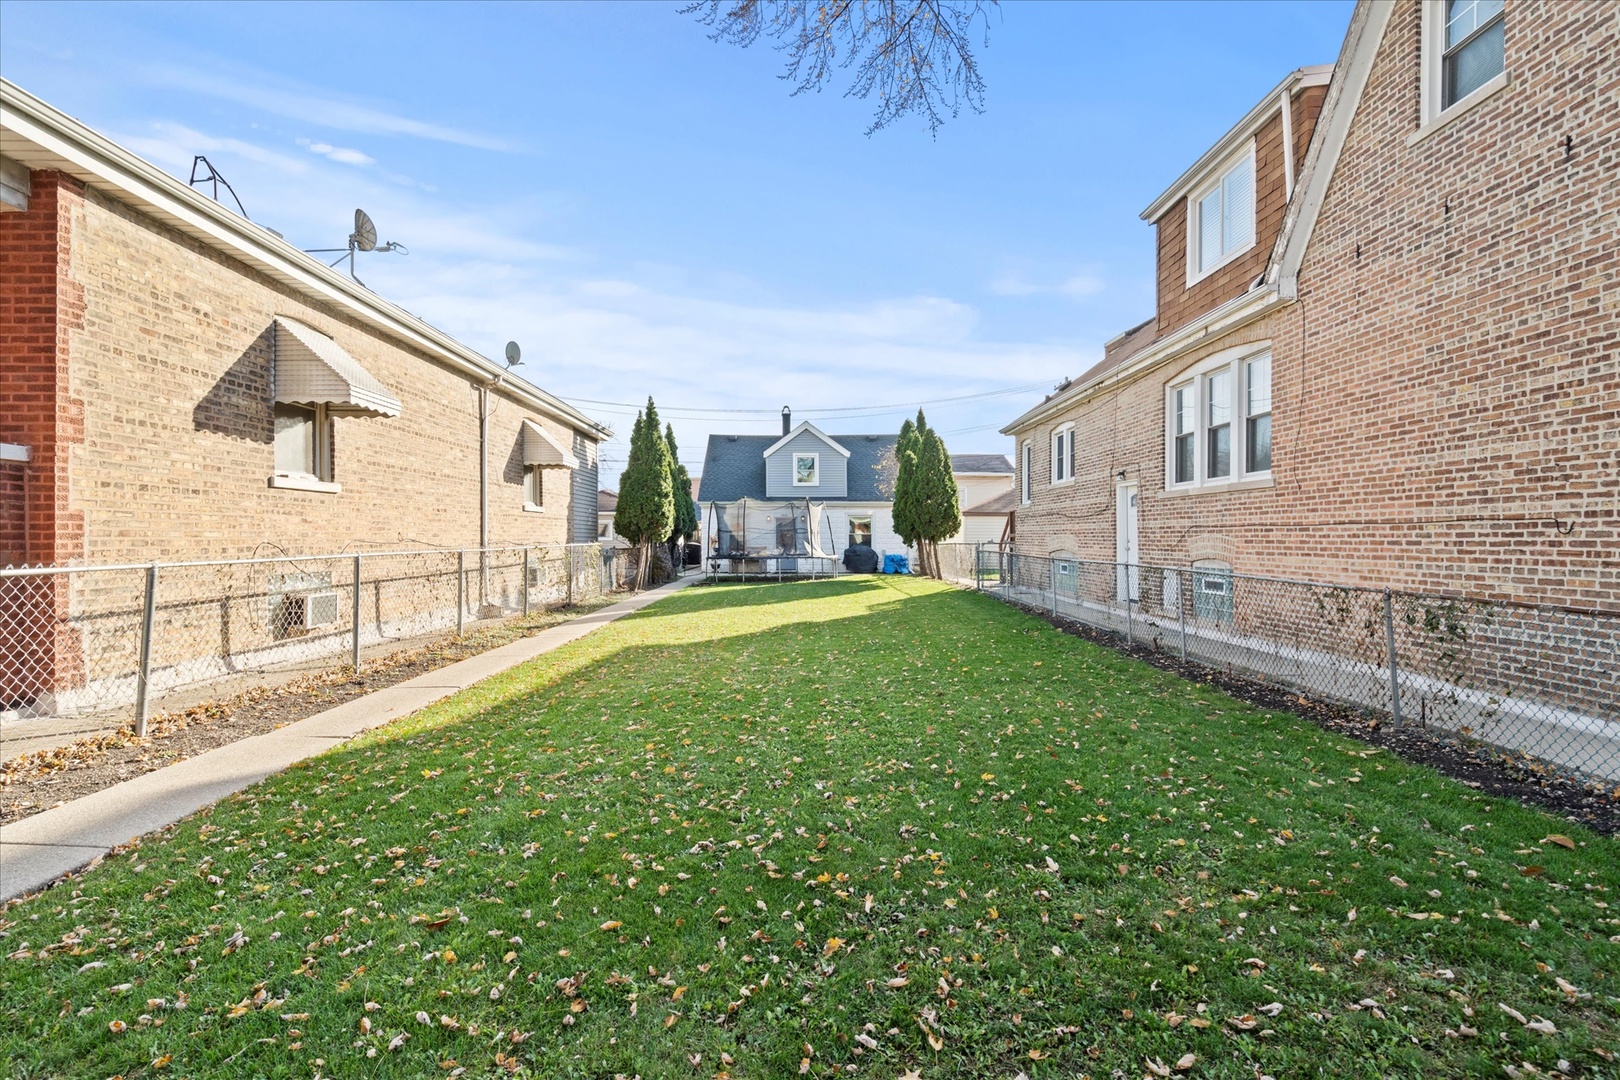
615;398;675;589
666;422;699;559
892;415;921;550
915;425;961;578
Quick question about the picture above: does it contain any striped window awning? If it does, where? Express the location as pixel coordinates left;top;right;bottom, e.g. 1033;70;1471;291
273;317;402;418
522;420;579;468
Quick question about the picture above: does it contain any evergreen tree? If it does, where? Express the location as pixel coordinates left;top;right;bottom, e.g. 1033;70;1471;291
914;425;961;578
891;415;921;550
615;399;675;589
665;423;700;570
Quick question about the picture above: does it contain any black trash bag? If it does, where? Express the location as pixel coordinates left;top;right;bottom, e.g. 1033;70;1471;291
843;544;879;573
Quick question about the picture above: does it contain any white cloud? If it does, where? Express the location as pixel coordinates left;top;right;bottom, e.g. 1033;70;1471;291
298;138;376;167
112;120;311;175
138;64;516;151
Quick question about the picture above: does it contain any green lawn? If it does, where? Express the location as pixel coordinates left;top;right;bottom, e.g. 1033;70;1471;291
2;578;1615;1079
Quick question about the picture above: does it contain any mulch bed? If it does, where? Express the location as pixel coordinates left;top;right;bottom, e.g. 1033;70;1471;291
1021;601;1620;837
0;598;616;825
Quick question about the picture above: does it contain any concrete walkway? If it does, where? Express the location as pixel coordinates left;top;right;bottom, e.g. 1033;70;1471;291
0;576;696;902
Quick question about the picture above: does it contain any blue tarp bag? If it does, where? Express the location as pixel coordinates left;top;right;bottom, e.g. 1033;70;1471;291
882;553;911;575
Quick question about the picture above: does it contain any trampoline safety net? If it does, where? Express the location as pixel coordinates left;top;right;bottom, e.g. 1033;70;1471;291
706;498;831;560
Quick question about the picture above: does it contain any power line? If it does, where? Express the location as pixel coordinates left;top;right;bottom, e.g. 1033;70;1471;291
562;382;1050;418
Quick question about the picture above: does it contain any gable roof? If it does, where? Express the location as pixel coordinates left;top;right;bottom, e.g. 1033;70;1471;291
950;453;1014;476
597;489;618;513
763;421;851;459
963;489;1017;515
700;433;898;503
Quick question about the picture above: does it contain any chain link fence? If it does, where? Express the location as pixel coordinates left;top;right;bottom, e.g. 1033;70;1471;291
1;544;621;734
946;544;1619;783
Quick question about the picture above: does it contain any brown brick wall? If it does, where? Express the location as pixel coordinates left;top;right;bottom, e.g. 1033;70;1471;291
1013;2;1619;612
43;183;589;565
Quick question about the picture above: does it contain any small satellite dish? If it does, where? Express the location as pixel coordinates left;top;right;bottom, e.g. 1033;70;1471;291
504;341;522;367
352;209;377;253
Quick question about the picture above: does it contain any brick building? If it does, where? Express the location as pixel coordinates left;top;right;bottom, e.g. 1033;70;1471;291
1003;0;1618;613
1;80;609;713
1;79;606;570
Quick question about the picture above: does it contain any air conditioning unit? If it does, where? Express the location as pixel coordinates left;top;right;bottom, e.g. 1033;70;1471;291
283;590;341;631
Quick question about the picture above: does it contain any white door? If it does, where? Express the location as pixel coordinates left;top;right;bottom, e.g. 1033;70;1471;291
1115;482;1139;603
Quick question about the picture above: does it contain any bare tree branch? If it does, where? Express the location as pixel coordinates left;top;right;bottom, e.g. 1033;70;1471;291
684;0;995;135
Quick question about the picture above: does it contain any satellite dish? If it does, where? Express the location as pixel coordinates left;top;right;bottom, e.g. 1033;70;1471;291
504;341;522;367
352;209;377;252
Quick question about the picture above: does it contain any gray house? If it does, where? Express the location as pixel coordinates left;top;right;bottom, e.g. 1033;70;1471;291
699;411;908;568
698;410;1013;570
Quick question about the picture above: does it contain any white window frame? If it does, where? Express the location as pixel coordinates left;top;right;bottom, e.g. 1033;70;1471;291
848;515;873;548
1163;344;1274;495
1020;442;1032;505
1050;423;1075;485
523;464;545;512
1415;0;1509;137
269;402;340;494
1184;139;1257;287
791;452;820;487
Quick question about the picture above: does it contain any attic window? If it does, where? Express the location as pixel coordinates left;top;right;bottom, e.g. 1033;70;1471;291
1186;142;1256;284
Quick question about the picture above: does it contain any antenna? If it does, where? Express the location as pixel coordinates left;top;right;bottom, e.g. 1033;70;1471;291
303;207;406;287
504;341;522;368
188;155;249;218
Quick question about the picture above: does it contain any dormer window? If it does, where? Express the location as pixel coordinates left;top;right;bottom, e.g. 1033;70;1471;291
1187;143;1256;284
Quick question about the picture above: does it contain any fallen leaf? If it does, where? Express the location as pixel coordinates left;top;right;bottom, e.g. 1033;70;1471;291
599;921;622;932
1174;1053;1196;1072
1544;835;1576;850
1498;1003;1528;1025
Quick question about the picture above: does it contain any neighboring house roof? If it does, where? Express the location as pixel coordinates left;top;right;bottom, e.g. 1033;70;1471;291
700;434;898;503
689;476;701;499
950;453;1014;475
963;489;1018;515
0;78;609;441
597;489;618;513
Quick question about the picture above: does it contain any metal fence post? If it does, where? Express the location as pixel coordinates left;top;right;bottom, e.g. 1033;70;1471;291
975;543;983;591
457;550;466;636
1384;589;1404;727
1177;567;1188;662
351;554;363;672
566;547;575;607
133;563;158;738
1125;566;1134;645
1049;559;1057;616
522;547;531;616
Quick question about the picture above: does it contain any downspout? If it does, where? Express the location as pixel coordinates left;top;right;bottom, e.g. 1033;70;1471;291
1279;88;1295;199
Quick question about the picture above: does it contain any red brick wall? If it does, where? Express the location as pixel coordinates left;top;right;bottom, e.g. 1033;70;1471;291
1013;2;1619;612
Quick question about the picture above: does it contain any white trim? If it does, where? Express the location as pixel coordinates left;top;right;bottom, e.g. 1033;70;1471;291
0;443;30;463
1184;139;1258;287
1279;89;1295;198
1020;442;1033;505
1141;65;1332;223
1272;0;1397;301
791;452;821;487
268;474;341;495
1160;475;1276;498
762;421;851;459
1407;70;1510;146
1162;343;1274;492
1050;423;1075;485
0;79;608;441
1418;0;1507;130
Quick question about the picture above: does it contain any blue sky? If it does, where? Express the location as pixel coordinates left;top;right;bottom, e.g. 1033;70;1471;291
1;0;1353;487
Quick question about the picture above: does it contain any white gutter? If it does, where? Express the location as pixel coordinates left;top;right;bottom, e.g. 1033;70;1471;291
0;79;609;440
1001;286;1287;436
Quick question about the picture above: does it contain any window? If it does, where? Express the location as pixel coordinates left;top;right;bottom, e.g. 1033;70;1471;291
1021;443;1033;504
1165;347;1273;490
1051;424;1075;484
1188;145;1255;281
848;516;872;548
1245;354;1272;473
273;403;331;482
792;452;819;486
1172;385;1196;484
1205;369;1231;479
524;465;544;510
1193;562;1235;625
1443;0;1504;108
